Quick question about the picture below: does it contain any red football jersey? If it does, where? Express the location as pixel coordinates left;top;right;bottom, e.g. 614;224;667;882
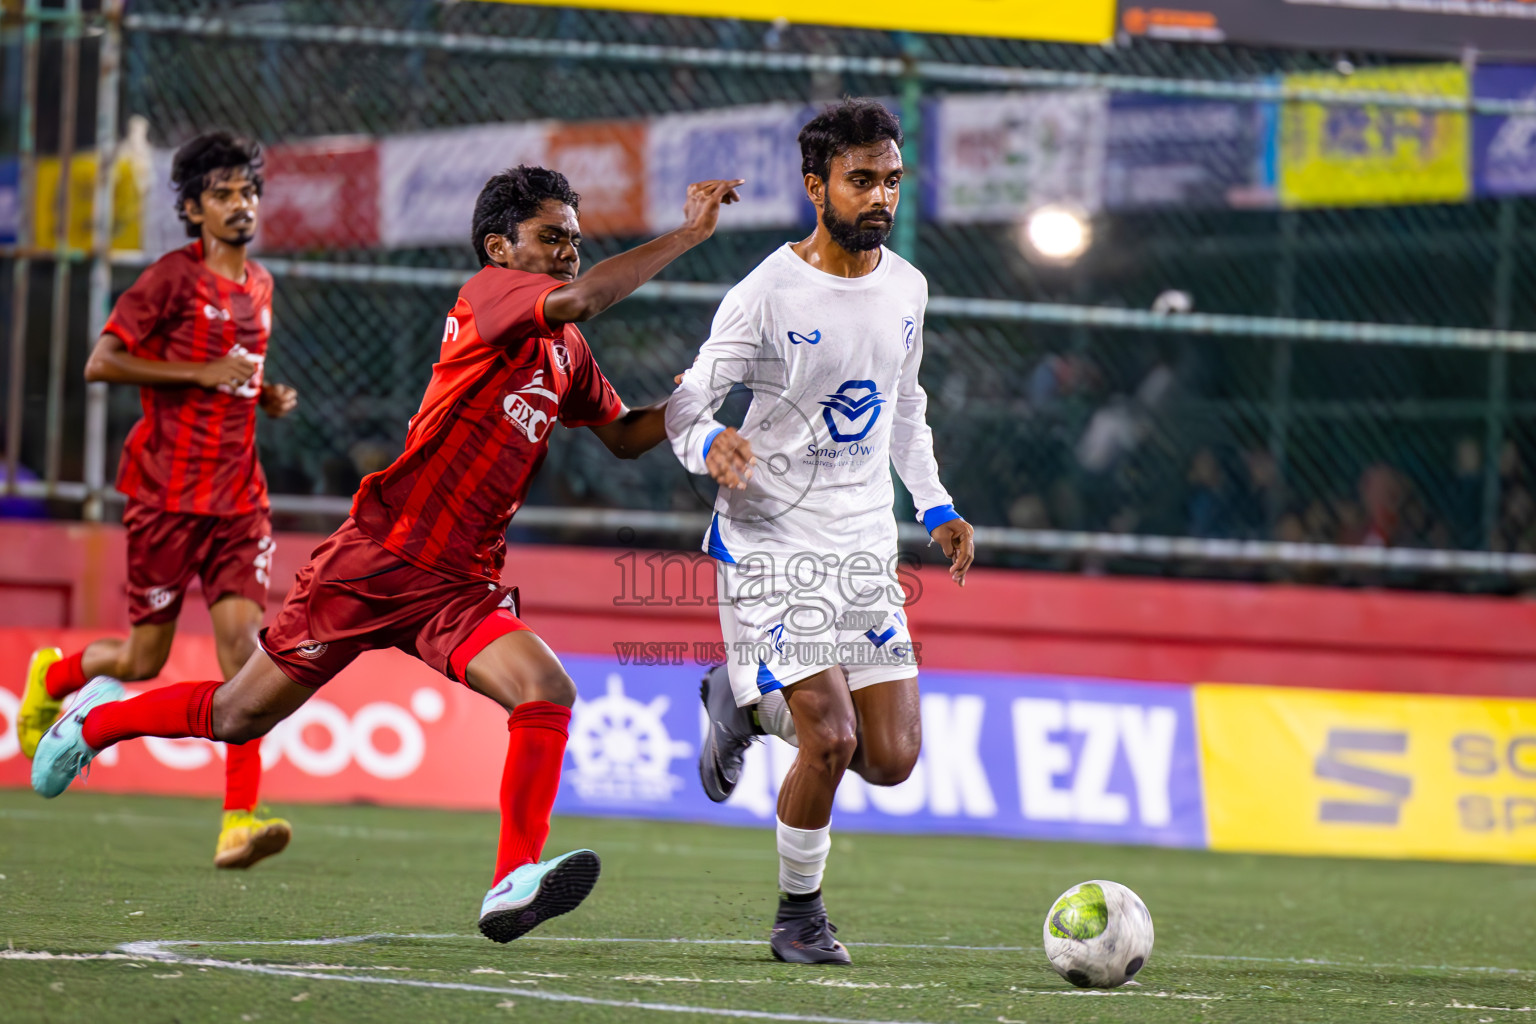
106;241;273;516
351;266;622;582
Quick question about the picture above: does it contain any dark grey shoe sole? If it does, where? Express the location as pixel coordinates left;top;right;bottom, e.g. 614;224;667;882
770;939;852;965
698;675;736;803
478;850;602;944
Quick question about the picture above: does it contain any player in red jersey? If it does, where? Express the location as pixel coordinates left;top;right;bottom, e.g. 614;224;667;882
16;132;299;869
32;163;743;942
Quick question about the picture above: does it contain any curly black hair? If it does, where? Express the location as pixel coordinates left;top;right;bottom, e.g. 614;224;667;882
171;131;264;238
471;165;582;267
798;99;903;181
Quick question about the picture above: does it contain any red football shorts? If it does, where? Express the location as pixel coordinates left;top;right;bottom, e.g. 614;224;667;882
259;518;528;689
124;498;274;626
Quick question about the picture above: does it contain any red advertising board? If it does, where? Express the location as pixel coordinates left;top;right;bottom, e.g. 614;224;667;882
547;121;648;237
257;136;381;252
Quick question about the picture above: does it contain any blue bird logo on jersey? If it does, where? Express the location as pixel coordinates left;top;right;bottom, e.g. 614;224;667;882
788;329;821;345
819;379;886;443
902;316;916;351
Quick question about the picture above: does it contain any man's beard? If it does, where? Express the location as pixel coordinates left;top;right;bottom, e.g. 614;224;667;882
821;199;891;253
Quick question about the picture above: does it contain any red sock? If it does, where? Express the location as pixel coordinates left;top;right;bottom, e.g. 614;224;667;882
81;680;222;750
494;701;572;884
45;651;88;700
223;740;262;812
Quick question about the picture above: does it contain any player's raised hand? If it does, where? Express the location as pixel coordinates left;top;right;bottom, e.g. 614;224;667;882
260;382;299;418
932;518;975;587
195;351;258;391
680;179;745;241
706;426;755;490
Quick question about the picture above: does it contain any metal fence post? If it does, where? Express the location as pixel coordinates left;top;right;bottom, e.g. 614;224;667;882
892;32;921;264
1266;209;1298;528
83;0;124;523
1483;198;1517;550
44;0;82;494
4;0;40;498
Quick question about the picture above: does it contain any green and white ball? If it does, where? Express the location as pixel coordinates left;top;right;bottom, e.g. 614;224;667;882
1042;879;1154;988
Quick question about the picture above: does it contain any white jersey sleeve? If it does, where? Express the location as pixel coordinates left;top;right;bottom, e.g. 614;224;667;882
666;293;761;476
889;293;958;530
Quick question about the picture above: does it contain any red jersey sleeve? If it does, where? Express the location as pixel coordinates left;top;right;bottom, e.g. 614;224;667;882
559;327;623;428
470;267;568;345
103;260;179;355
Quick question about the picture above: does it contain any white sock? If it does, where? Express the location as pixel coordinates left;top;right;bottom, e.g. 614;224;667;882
776;818;831;895
755;689;798;747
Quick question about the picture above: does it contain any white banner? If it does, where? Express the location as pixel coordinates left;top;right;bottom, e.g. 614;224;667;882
645;101;814;233
931;90;1108;224
379;123;549;248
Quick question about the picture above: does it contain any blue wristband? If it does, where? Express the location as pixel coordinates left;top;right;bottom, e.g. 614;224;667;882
920;503;962;532
702;426;726;462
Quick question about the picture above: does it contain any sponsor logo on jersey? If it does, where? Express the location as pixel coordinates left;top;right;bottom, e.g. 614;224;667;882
295;640;329;660
819;379;886;443
788;329;821;345
502;370;560;444
552;342;571;373
902;316;916;351
203;303;232;322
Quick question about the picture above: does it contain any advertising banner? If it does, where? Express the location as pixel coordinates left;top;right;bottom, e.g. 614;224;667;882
482;0;1113;45
1473;65;1536;199
1119;1;1536;61
1103;94;1268;210
258;136;381;252
930;91;1107;224
379;122;548;248
0;158;15;245
1198;683;1536;864
31;153;142;251
645;102;815;234
1278;64;1469;208
548;121;649;238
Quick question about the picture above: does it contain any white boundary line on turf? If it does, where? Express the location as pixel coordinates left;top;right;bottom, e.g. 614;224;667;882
111;936;938;1024
111;932;1536;976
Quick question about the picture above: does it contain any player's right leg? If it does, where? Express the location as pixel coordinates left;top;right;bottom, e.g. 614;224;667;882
459;625;601;943
31;648;312;799
17;621;175;759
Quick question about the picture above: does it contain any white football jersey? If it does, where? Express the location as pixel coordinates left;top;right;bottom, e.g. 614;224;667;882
667;243;957;562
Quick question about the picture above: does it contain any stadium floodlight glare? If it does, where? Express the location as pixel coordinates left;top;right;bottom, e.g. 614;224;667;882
1020;203;1092;265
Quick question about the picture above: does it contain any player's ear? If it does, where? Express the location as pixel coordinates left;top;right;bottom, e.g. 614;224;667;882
183;197;205;226
804;172;825;206
482;233;512;268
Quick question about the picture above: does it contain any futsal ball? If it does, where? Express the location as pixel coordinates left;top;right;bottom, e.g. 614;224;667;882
1042;879;1154;988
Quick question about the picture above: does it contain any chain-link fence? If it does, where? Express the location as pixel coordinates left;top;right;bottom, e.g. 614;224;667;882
8;0;1536;590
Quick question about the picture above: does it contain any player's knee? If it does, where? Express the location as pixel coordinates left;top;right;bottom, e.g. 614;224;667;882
117;650;167;682
800;717;858;775
211;689;277;744
524;665;577;708
859;742;920;787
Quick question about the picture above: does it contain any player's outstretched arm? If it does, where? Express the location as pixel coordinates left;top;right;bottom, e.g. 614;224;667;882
589;400;668;460
85;332;256;391
542;179;743;325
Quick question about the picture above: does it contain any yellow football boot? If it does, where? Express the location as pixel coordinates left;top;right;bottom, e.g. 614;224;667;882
214;809;292;870
17;647;64;759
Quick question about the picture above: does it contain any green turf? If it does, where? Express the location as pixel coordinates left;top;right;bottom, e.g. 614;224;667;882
1;790;1533;1023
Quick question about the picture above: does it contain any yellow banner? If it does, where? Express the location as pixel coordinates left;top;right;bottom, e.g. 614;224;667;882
32;153;141;251
475;0;1113;44
1197;684;1536;864
1278;64;1469;208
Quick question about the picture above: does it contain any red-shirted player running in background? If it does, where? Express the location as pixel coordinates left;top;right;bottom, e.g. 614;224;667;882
17;132;299;870
32;164;743;942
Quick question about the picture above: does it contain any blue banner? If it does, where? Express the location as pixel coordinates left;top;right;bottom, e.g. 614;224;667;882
1103;94;1266;210
555;655;1207;849
1474;65;1536;198
0;159;17;245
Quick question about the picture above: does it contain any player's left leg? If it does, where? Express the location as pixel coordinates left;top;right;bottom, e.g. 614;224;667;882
848;674;921;787
207;594;290;870
455;617;601;943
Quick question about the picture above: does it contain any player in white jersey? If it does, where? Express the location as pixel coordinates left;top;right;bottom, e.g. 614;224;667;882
666;100;974;964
